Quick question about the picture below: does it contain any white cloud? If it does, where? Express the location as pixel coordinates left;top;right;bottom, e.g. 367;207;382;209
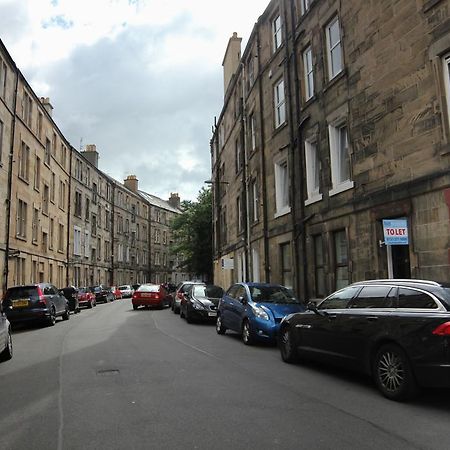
0;0;269;200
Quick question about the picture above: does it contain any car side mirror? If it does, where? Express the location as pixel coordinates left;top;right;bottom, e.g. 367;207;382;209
306;301;317;311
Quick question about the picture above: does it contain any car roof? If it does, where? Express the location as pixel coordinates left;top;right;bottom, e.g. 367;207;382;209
350;279;450;288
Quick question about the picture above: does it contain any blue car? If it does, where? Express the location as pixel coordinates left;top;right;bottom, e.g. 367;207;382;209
216;282;305;345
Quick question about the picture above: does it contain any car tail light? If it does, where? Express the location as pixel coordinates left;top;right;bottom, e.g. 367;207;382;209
132;293;138;300
37;287;46;306
432;322;450;336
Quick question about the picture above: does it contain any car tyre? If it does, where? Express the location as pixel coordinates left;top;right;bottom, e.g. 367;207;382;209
216;315;226;335
185;308;193;324
279;325;299;363
62;307;70;321
242;320;254;345
88;301;93;309
47;307;56;327
133;305;138;310
373;343;419;401
0;328;13;361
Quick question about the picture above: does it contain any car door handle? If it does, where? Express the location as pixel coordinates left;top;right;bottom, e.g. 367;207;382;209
366;316;378;322
296;324;312;329
328;314;337;320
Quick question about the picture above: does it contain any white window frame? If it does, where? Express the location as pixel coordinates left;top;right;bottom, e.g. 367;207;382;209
74;226;82;256
272;15;282;52
274;79;286;128
442;54;450;130
304;139;322;205
326;16;343;80
300;0;311;15
328;121;354;196
303;46;314;101
274;157;290;217
250;114;256;151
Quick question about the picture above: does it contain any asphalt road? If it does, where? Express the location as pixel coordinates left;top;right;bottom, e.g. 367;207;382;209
1;299;450;450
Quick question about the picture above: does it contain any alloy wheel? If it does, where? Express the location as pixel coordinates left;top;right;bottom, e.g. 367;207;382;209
242;321;253;345
377;350;405;393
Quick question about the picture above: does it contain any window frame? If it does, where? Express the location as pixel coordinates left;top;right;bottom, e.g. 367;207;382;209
272;15;282;52
274;78;286;129
274;157;290;217
304;139;322;205
325;16;343;80
303;46;314;101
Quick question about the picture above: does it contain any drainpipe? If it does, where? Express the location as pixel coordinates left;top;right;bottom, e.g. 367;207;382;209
256;27;270;282
111;183;115;285
2;65;19;295
286;0;310;301
66;146;73;286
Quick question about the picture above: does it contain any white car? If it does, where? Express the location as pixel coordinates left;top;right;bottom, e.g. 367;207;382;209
0;303;12;362
118;285;134;298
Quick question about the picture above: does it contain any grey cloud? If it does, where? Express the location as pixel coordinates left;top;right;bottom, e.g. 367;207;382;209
25;19;221;200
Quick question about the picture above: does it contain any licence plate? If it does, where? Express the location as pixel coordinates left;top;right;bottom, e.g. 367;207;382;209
208;312;217;317
141;293;153;298
12;299;29;308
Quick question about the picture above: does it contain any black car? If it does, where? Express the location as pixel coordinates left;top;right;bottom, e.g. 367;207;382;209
180;284;224;323
3;283;70;326
278;279;450;401
89;285;114;303
61;286;81;313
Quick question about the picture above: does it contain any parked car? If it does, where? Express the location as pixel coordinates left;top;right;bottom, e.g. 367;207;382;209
3;283;70;326
0;302;12;362
278;279;450;401
131;284;141;292
216;282;304;345
180;284;224;323
118;285;134;298
61;286;81;313
111;286;123;300
78;287;96;309
132;284;171;310
171;281;205;314
89;285;114;303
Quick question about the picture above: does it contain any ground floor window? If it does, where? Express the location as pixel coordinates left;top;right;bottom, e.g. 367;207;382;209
280;242;292;289
333;229;349;290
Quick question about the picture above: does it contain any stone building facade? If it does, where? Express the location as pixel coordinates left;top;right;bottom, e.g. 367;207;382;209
211;0;450;299
0;38;181;297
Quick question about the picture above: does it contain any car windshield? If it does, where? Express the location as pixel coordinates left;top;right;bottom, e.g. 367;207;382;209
6;287;38;300
118;285;130;290
192;285;223;298
137;285;160;292
89;287;101;293
249;286;299;304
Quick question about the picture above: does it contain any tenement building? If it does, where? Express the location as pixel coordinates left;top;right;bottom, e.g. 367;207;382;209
211;0;450;299
0;39;181;297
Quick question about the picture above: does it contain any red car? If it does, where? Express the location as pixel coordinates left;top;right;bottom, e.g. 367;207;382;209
111;286;123;300
78;287;96;309
132;284;170;310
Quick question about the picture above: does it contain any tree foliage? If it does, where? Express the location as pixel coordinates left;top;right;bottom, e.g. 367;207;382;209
169;188;212;282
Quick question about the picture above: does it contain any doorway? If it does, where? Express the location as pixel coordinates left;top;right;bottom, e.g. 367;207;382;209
391;245;411;278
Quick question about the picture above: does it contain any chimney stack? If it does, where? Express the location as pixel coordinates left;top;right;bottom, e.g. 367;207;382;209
124;175;139;193
222;32;242;95
40;97;53;117
81;144;99;168
168;192;181;209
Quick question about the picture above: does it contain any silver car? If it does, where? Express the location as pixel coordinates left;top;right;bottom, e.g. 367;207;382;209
0;302;13;362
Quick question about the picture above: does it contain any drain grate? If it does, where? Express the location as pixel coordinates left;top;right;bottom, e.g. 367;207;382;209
97;369;120;376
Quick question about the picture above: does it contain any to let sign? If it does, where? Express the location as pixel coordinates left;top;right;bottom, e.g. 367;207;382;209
383;219;409;245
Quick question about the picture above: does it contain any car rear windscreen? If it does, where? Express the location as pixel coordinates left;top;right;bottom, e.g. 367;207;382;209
6;287;38;300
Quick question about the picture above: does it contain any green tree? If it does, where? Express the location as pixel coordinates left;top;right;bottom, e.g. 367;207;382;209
170;188;212;281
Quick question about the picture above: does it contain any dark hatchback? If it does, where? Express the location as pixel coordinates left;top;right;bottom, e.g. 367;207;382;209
3;283;70;326
278;279;450;401
61;286;81;313
180;284;224;323
89;285;114;304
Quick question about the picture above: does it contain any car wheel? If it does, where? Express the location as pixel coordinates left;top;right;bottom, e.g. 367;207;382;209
133;305;138;310
185;308;193;324
47;307;56;327
180;306;185;318
0;329;13;361
242;320;254;345
373;343;419;401
88;301;93;309
216;315;226;335
279;325;299;363
62;307;70;321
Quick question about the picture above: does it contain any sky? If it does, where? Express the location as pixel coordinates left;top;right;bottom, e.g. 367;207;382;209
0;0;270;201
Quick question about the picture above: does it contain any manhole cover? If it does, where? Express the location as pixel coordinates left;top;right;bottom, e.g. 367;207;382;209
97;369;120;376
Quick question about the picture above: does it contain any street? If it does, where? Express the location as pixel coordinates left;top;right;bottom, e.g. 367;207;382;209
1;300;450;450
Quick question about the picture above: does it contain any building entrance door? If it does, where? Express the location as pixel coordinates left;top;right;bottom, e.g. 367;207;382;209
386;245;411;279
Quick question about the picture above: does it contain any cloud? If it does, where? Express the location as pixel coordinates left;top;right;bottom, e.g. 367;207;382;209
0;0;269;200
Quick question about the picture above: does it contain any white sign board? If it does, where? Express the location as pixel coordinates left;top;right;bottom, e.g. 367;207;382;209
383;218;409;245
221;258;234;270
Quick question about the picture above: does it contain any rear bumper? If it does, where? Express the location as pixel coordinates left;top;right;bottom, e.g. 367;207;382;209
6;307;51;323
133;299;163;307
414;363;450;388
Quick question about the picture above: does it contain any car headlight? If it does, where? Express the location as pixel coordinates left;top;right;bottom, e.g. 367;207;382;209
251;305;269;321
193;300;205;310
